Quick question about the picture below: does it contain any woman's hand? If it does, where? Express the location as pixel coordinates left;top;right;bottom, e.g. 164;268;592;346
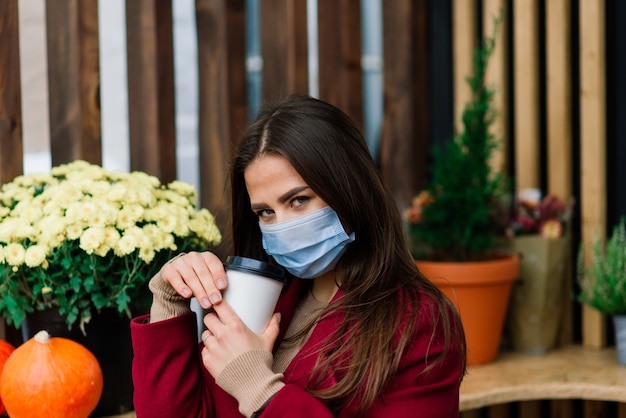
200;301;281;378
159;251;228;309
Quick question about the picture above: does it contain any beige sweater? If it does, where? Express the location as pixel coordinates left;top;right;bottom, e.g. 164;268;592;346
149;274;327;417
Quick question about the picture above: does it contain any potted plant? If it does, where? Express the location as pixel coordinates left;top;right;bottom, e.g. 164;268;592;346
505;190;574;354
576;216;626;364
0;160;222;415
404;16;519;365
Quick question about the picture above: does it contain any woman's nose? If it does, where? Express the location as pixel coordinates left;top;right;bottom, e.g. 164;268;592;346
272;210;297;225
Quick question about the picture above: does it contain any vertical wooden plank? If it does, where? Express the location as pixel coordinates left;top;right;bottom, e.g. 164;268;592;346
462;409;484;418
579;0;607;349
224;0;248;142
0;0;24;343
0;0;23;184
77;0;101;162
513;0;540;191
487;403;511;418
482;0;509;175
546;2;574;414
415;0;431;192
126;0;177;182
546;0;572;199
519;400;544;418
381;0;430;202
618;402;626;418
452;0;477;131
317;0;363;131
550;400;574;418
546;0;574;353
46;0;101;166
584;400;608;418
195;0;236;256
260;0;308;101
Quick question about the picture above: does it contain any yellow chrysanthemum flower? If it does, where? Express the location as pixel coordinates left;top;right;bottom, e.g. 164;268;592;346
24;245;48;268
79;226;106;254
115;234;138;256
66;223;84;240
4;243;26;266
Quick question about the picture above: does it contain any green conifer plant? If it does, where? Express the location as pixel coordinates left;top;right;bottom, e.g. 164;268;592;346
577;217;626;315
409;16;509;262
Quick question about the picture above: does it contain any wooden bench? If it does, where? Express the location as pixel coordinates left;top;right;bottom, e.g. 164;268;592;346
460;345;626;411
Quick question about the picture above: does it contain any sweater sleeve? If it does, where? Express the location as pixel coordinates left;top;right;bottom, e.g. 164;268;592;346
216;350;285;417
148;271;191;322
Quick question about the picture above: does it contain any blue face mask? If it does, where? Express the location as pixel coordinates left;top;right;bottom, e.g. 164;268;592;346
259;206;355;279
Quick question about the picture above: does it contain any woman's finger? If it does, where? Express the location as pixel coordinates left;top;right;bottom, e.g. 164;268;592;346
210;299;245;329
159;256;197;298
199;252;228;290
201;329;213;345
161;252;228;309
260;312;281;351
203;308;225;335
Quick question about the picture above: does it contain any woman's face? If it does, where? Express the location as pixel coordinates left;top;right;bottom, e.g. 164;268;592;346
244;154;328;225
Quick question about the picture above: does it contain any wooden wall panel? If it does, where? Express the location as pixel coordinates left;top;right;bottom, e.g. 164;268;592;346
545;0;574;357
579;0;607;349
381;0;430;203
317;0;363;131
45;0;101;166
519;401;543;418
125;0;177;183
461;408;482;418
513;0;540;191
0;0;23;183
452;0;477;131
195;0;239;256
482;0;509;175
260;0;308;101
487;403;512;418
546;0;573;201
224;0;248;144
550;400;574;418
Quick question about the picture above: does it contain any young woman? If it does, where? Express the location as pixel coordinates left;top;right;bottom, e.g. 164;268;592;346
131;95;466;417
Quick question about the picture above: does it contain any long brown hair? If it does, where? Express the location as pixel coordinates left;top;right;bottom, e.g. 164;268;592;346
230;95;465;414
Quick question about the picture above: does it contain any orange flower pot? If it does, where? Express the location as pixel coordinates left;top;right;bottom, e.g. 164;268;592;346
416;254;520;365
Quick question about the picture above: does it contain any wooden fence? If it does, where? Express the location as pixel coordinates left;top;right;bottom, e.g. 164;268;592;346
1;1;625;417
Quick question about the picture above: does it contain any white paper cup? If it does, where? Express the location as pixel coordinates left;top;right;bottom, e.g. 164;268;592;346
222;256;286;334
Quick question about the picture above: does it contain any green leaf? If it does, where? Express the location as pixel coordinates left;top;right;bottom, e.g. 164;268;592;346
70;276;82;292
83;275;96;291
92;293;110;310
116;292;131;312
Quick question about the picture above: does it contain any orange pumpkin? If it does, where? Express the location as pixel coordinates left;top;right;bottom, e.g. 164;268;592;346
0;339;16;414
0;330;103;418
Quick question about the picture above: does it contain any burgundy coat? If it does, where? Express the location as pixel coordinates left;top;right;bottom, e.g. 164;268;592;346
131;278;463;417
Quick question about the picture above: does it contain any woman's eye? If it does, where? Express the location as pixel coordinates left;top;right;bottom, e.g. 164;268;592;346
290;196;309;208
255;208;274;218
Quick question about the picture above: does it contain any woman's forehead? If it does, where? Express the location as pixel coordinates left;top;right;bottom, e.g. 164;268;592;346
244;155;307;199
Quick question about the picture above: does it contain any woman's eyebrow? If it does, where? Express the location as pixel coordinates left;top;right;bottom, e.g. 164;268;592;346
278;186;309;203
250;203;267;211
250;186;310;211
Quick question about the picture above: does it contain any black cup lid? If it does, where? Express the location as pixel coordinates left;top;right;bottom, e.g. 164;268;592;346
224;256;286;283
